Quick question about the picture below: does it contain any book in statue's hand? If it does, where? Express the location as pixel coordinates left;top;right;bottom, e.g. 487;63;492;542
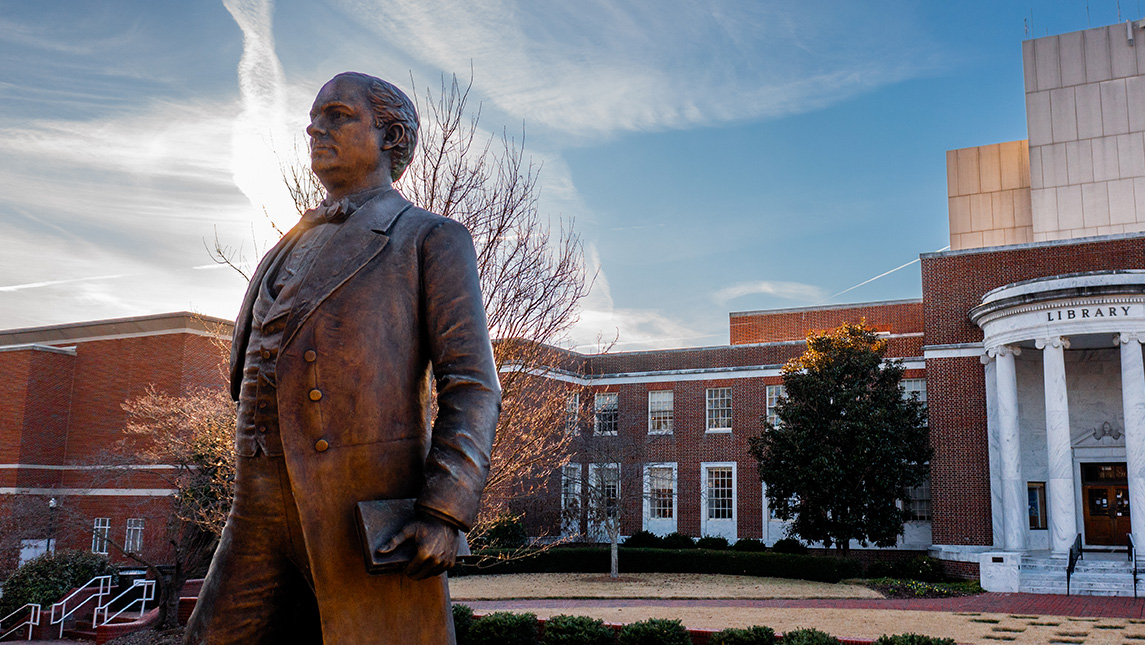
355;499;472;575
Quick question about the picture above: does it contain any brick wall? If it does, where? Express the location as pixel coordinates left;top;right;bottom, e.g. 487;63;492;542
730;300;924;344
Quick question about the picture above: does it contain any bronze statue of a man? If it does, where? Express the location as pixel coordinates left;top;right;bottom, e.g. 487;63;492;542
184;72;501;644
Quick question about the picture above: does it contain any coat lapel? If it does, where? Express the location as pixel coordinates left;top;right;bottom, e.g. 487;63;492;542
281;189;414;350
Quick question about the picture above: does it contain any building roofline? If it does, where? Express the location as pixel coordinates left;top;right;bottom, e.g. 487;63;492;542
921;231;1145;260
0;311;234;347
729;298;923;318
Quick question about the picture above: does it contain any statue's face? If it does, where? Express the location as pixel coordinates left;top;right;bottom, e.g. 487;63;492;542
307;76;386;187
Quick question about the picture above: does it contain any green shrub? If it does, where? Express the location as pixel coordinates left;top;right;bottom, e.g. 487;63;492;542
622;530;664;549
771;538;808;554
541;614;615;645
781;628;840;645
710;625;777;644
873;635;955;645
453;603;475;645
618;618;692;645
731;538;767;552
474;513;528;549
469;611;539;645
457;547;862;583
864;560;895;579
696;536;729;550
0;550;118;617
661;533;696;549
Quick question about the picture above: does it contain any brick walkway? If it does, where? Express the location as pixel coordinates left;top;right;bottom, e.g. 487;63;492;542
463;592;1145;619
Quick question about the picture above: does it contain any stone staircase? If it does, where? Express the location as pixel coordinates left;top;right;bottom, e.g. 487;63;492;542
1019;552;1140;596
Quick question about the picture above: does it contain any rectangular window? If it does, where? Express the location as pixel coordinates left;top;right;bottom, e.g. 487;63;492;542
565;393;580;434
765;384;785;427
648;466;675;519
902;379;927;404
905;480;931;521
125;518;144;553
648;390;673;434
594;392;618;436
1028;482;1047;530
706;467;734;520
91;518;110;555
705;387;732;432
561;464;581;536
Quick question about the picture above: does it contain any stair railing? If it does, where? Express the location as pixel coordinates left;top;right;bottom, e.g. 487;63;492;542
94;579;156;626
48;574;111;638
1130;532;1139;598
0;603;40;641
1066;533;1083;596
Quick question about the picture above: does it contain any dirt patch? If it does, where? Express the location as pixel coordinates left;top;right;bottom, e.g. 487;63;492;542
450;572;883;599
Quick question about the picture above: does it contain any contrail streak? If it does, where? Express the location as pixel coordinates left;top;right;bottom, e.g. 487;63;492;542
0;274;131;292
817;245;951;304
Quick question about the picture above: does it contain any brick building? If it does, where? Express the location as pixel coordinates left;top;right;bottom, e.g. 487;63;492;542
3;21;1145;595
0;313;231;570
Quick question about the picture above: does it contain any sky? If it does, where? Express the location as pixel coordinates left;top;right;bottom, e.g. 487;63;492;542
0;1;1138;351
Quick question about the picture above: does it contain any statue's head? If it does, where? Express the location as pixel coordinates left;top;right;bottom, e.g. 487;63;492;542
308;72;419;188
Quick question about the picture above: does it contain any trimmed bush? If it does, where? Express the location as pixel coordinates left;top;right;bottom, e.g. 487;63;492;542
469;611;539;645
696;536;729;550
661;533;697;549
456;547;862;583
541;614;616;645
781;628;840;645
771;538;808;554
474;512;528;549
731;538;766;552
710;625;777;644
873;635;955;645
622;530;664;549
0;550;118;617
896;556;946;583
618;618;692;645
453;603;475;645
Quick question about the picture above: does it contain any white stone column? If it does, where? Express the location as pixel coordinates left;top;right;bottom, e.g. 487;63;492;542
989;344;1027;551
1037;336;1076;553
983;356;1004;547
1118;332;1145;549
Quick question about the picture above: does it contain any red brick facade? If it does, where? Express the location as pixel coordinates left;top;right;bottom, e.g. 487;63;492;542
730;300;923;344
0;313;230;571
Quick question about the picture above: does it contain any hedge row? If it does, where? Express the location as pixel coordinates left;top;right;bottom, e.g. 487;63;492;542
454;547;862;583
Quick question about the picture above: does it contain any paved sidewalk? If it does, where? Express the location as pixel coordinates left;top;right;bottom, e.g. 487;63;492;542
463;592;1145;619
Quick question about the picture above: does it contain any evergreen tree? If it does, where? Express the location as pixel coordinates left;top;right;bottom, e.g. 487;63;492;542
749;322;930;556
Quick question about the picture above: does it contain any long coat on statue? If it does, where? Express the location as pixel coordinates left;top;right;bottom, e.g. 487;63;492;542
228;188;501;644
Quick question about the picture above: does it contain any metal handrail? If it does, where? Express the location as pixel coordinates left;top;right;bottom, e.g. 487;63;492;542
1130;532;1139;598
0;603;41;641
49;575;112;638
1066;533;1083;596
94;579;155;626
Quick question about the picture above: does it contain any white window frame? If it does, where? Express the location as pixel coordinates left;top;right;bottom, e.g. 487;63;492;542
565;392;580;435
700;462;737;540
642;462;677;536
647;390;674;434
125;518;144;553
903;378;927;404
91;517;110;554
766;384;785;427
588;463;620;542
561;464;582;537
705;387;732;433
594;392;618;436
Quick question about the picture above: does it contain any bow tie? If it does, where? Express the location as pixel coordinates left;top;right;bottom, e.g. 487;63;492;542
299;198;353;229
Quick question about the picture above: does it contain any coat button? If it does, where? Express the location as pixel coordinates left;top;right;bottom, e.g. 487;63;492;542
315;439;329;452
304;350;317;362
309;389;322;401
258;425;267;434
261;349;271;359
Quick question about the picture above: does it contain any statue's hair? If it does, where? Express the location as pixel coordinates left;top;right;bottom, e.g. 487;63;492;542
333;72;419;182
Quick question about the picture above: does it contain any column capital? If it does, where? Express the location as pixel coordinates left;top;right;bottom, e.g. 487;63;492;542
1115;332;1144;346
983;344;1022;364
1035;336;1071;350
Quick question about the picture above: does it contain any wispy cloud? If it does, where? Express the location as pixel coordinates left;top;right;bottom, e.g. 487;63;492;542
713;280;826;305
332;0;941;137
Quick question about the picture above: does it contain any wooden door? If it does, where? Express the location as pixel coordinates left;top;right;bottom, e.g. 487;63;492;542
1083;484;1131;545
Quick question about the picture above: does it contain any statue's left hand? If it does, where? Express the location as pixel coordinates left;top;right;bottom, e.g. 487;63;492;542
378;516;460;580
